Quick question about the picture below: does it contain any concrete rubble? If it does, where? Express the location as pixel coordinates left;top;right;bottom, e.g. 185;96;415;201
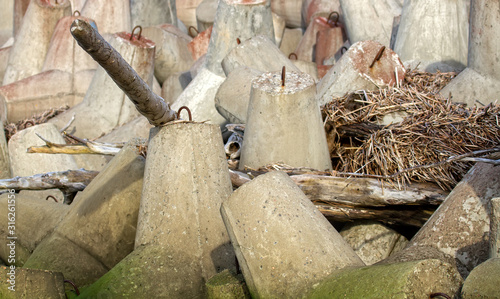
0;0;498;298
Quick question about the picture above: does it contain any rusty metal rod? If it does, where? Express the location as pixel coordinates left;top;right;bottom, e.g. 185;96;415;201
70;19;177;126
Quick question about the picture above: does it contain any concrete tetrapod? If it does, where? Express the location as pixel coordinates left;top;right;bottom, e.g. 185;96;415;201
80;0;131;35
221;171;364;298
2;0;71;85
81;122;236;298
0;267;66;299
490;198;500;259
204;0;275;76
130;0;177;28
393;0;469;73
23;141;146;286
439;0;500;106
239;69;332;171
382;162;500;278
0;122;9;179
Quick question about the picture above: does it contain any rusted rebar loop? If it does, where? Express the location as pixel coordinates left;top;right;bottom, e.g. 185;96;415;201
188;26;199;37
328;11;340;26
64;280;80;296
177;106;192;121
70;19;177;126
429;293;451;299
73;10;80;16
288;53;297;60
130;25;142;41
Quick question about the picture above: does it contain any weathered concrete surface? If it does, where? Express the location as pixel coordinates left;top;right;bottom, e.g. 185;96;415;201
383;162;500;278
302;0;342;28
0;193;70;266
0;0;13;46
161;72;190;104
206;269;251;299
8;123;78;177
491;197;500;259
196;0;217;32
2;0;71;85
177;0;204;29
340;221;408;265
204;0;275;76
221;171;364;298
187;26;212;61
271;0;302;28
131;0;177;28
0;122;10;179
394;0;469;73
23;142;146;286
80;0;131;35
240;70;332;171
461;258;500;299
339;0;403;47
307;259;462;299
316;40;405;106
439;0;500;106
279;27;303;58
0;267;65;299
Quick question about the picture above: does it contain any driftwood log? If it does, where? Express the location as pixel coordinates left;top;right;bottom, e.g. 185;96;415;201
0;169;99;204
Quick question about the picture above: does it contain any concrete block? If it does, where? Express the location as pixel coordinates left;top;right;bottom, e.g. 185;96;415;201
272;12;286;47
461;258;500;299
271;0;302;28
339;0;403;47
295;13;340;63
394;0;469;73
279;27;303;58
339;220;408;265
215;66;263;124
206;269;250;299
302;0;342;28
307;259;462;298
161;72;190;105
383;162;500;278
0;0;13;46
142;24;193;84
221;171;364;298
131;0;177;28
196;0;217;32
316;40;405;106
0;122;10;179
239;70;332;171
439;0;500;106
204;0;275;76
8;123;78;177
0;267;65;299
291;59;319;81
490;198;500;259
23;141;146;286
187;26;212;62
80;0;131;35
0;46;10;82
2;0;71;85
176;0;204;29
0;193;69;266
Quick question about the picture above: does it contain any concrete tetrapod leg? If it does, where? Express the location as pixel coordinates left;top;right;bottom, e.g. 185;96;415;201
490;198;500;259
0;267;66;299
23;141;146;286
221;171;364;298
80;123;236;298
177;0;204;29
316;40;406;106
0;122;9;179
439;0;500;106
339;0;402;47
461;258;500;299
0;0;13;46
130;0;177;28
196;0;217;32
49;32;155;140
204;0;275;76
271;0;302;28
302;0;342;29
0;193;70;266
80;0;131;35
393;0;469;73
239;69;332;171
382;162;500;278
2;0;71;85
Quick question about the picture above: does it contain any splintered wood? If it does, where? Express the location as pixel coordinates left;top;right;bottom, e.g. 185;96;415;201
322;69;500;190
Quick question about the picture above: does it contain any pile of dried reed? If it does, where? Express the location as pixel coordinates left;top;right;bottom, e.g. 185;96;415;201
322;69;500;190
4;106;69;141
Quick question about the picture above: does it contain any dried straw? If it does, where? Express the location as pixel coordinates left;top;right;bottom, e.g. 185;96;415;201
322;69;500;190
4;106;69;141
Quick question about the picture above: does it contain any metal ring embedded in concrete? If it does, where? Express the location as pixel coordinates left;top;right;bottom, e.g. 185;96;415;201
130;25;142;40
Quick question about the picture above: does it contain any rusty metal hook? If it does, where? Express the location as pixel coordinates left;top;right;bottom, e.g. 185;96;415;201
130;25;142;41
64;280;80;296
369;46;386;68
188;26;199;37
73;10;81;16
288;53;297;60
328;11;340;26
177;106;192;121
429;293;451;299
281;66;286;88
341;47;348;54
46;195;58;203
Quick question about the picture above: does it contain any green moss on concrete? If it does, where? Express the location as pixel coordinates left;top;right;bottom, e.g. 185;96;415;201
206;269;250;298
461;258;500;298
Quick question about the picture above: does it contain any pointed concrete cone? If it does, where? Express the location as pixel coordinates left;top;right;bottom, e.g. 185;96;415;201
439;0;500;106
80;0;131;34
221;171;364;297
292;59;319;81
279;27;303;57
295;13;338;62
315;14;346;65
13;0;30;37
0;0;13;45
49;31;156;139
8;123;78;177
0;45;10;80
161;72;188;104
196;0;217;32
177;0;204;29
461;258;500;299
302;0;342;28
272;12;286;47
239;69;332;171
339;220;408;265
0;122;10;179
307;259;462;298
490;198;500;258
382;162;500;278
80;123;236;298
2;0;71;85
131;0;177;28
221;35;300;76
142;24;193;84
204;0;275;76
271;0;303;28
339;0;403;47
187;25;212;61
215;66;263;124
0;194;69;266
393;0;469;73
70;0;87;11
23;141;146;286
0;267;66;298
316;40;406;106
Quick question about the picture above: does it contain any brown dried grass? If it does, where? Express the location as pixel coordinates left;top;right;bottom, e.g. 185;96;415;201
4;106;69;141
322;69;500;191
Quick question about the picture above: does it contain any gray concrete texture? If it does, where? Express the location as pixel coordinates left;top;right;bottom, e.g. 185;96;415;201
0;267;66;299
221;171;364;298
239;70;332;171
80;0;131;35
23;141;146;286
461;258;500;299
490;197;500;259
131;0;177;28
